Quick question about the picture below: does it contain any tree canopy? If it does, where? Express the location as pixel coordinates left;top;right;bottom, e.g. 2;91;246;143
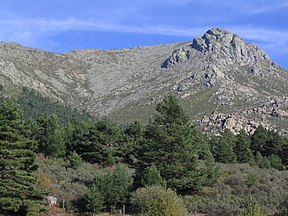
0;100;46;215
137;95;216;192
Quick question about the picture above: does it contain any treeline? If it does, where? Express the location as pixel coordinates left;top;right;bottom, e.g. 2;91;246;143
1;94;288;215
24;96;219;189
211;126;288;170
24;103;288;172
1;87;91;124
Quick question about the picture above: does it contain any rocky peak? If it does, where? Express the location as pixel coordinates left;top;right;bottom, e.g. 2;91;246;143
192;28;270;63
163;28;272;69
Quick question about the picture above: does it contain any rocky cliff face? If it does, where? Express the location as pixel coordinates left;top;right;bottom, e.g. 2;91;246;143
0;28;287;135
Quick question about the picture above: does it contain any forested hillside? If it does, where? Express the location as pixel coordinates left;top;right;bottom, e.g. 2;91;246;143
1;94;288;215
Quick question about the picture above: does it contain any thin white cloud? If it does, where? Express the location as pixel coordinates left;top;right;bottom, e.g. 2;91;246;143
130;0;197;6
0;18;287;57
0;18;207;39
249;1;288;14
0;18;286;42
201;0;288;14
230;27;288;46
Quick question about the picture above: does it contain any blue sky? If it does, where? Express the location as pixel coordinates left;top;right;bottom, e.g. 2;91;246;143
0;0;287;69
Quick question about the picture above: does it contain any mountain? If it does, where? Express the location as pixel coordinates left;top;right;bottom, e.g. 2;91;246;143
0;28;287;135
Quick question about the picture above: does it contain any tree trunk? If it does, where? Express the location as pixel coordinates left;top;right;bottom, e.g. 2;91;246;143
122;203;125;214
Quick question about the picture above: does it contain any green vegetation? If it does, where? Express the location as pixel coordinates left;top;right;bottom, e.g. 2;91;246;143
136;95;216;192
131;186;188;216
211;129;237;163
241;196;263;216
141;165;167;187
0;100;46;215
93;165;133;213
18;87;92;124
85;185;104;215
1;93;288;215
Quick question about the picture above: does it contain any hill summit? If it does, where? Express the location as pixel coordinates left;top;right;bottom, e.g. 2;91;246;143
0;28;287;135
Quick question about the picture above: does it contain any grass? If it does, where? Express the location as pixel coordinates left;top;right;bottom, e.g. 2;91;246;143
183;86;218;117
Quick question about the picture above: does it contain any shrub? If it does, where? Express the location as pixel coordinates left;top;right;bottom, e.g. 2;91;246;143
246;172;257;188
131;186;188;216
268;154;283;170
67;151;82;169
85;185;104;215
241;196;263;216
141;165;167;187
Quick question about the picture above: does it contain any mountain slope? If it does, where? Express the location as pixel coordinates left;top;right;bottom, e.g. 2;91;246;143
0;28;287;134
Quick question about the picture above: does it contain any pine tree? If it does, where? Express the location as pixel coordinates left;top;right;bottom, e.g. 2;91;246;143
36;114;66;158
0;100;46;215
202;154;220;186
95;165;133;213
213;129;237;163
251;125;268;154
71;120;122;166
281;140;288;166
86;185;104;216
121;121;144;165
235;129;254;163
67;151;82;169
263;130;285;157
138;95;214;192
141;165;167;187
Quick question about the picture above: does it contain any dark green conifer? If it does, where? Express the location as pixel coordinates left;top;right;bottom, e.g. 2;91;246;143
138;95;216;192
251;125;268;154
141;165;167;187
235;129;254;163
36;114;66;158
0;100;46;215
213;129;237;163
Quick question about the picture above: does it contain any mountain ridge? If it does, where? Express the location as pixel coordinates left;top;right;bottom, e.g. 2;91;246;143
0;28;287;135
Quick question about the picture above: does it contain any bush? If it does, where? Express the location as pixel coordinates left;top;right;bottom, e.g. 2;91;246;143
131;186;188;216
268;154;283;170
67;151;82;169
246;172;257;188
141;165;167;187
85;185;104;215
241;196;263;216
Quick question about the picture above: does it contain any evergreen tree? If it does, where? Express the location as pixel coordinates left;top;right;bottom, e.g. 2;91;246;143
259;156;271;169
36;114;66;158
191;126;211;160
121;121;144;165
67;151;82;169
72;120;122;166
262;130;285;157
95;165;133;213
281;141;288;166
0;100;46;215
141;165;167;187
235;129;254;163
86;185;104;216
213;129;237;163
65;119;91;154
254;152;263;167
251;125;268;155
202;154;220;186
268;154;283;170
137;95;214;192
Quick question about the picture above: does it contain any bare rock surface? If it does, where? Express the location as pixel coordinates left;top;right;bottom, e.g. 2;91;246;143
0;28;287;134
